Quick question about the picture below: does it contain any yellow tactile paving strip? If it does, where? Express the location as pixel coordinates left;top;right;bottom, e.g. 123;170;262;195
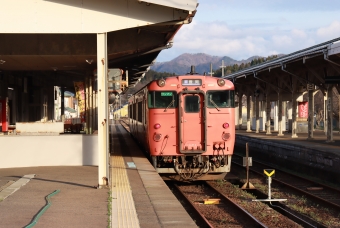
111;136;140;228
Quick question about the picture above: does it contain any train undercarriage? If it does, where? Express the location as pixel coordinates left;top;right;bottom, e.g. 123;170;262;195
152;155;232;181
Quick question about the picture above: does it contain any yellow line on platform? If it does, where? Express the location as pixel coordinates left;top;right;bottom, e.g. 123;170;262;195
111;154;140;228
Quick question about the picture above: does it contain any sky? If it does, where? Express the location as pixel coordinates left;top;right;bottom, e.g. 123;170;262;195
156;0;340;62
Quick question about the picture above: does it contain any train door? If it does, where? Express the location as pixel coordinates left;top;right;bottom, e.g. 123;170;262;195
179;91;206;154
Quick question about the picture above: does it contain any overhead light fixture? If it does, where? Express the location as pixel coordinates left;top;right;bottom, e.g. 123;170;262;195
0;60;6;64
86;59;93;64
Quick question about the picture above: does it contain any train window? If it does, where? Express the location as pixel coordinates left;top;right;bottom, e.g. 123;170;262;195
133;103;136;120
185;95;199;113
148;91;177;108
207;90;235;108
137;102;142;122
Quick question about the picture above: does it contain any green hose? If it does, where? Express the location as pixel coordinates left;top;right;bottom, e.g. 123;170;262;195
25;189;60;228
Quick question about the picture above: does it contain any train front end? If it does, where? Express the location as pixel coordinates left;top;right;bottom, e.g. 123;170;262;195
147;75;235;181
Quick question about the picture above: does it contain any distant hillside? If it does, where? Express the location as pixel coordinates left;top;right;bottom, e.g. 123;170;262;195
151;53;262;75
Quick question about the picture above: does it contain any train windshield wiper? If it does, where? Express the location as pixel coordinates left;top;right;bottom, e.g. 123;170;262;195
209;97;220;111
164;99;175;112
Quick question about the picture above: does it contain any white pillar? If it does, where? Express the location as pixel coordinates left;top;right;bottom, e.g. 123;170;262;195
261;101;266;131
282;101;286;132
97;33;109;187
266;97;271;135
238;95;242;130
255;98;260;133
326;86;334;142
307;90;314;139
278;93;284;136
89;77;93;134
274;102;278;131
292;93;298;138
246;95;252;132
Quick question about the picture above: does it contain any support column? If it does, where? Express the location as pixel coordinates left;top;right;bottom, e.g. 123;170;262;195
326;86;333;142
307;89;314;139
85;77;90;134
266;95;271;135
246;95;252;132
89;76;93;134
60;87;65;122
94;91;98;131
97;33;109;187
278;92;284;136
324;92;327;133
274;102;278;131
282;101;287;131
291;93;298;138
238;95;242;130
255;97;260;133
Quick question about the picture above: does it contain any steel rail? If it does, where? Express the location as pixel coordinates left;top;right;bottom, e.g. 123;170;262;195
232;153;340;211
172;184;214;228
203;182;267;228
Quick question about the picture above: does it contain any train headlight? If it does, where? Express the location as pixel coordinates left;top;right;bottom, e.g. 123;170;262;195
157;79;166;87
153;133;162;142
222;122;229;128
217;79;225;87
154;123;161;129
222;132;230;141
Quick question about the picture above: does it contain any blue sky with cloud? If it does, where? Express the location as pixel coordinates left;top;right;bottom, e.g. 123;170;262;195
156;0;340;62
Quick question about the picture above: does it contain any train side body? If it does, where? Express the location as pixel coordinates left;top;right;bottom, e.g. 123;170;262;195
128;75;235;180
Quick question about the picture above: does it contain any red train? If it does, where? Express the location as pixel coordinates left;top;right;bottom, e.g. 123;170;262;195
128;67;235;180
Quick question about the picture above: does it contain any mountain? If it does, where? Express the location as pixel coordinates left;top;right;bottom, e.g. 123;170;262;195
151;53;261;75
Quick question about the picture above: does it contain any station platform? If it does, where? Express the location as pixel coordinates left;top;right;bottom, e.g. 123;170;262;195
110;123;197;228
0;166;108;228
235;129;340;182
0;122;197;228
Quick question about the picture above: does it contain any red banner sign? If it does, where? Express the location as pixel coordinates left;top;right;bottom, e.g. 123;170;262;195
298;101;308;118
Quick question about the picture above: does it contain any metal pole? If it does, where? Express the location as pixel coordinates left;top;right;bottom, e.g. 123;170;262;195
268;177;272;200
220;60;225;77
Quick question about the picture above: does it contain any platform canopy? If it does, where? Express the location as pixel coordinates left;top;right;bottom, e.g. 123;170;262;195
0;0;198;88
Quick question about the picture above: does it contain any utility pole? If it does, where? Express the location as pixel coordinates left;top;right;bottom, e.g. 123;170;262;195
208;63;214;76
220;60;226;77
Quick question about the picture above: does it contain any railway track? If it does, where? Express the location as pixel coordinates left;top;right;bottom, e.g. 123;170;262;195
232;153;340;211
168;181;267;228
231;153;340;227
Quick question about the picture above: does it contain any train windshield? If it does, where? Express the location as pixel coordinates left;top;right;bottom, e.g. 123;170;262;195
148;91;178;108
206;90;235;108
